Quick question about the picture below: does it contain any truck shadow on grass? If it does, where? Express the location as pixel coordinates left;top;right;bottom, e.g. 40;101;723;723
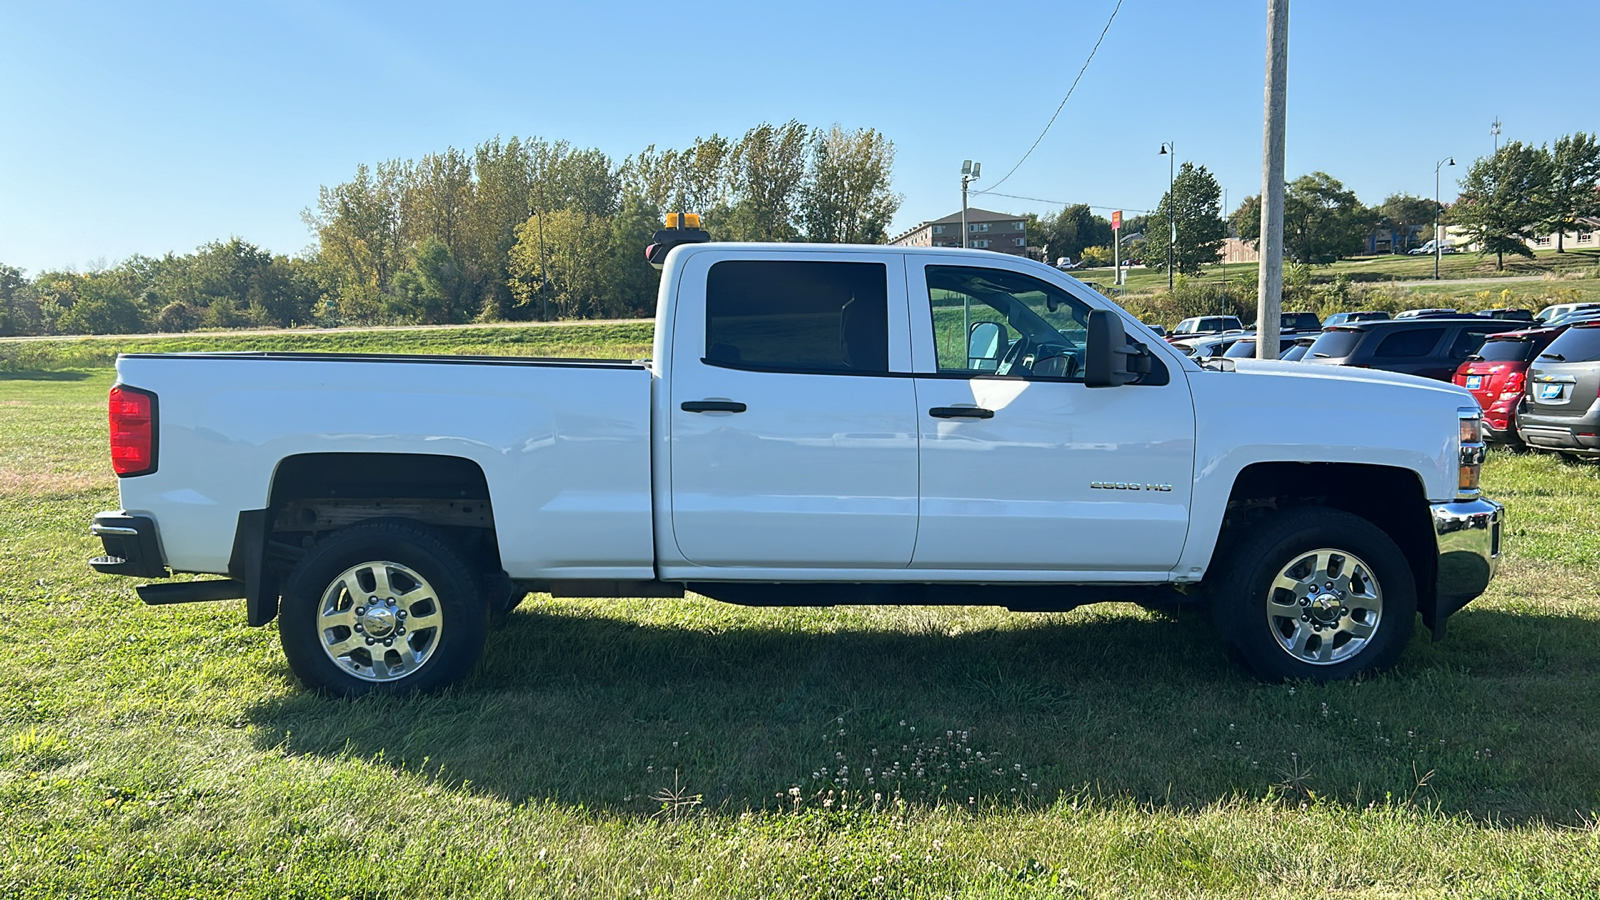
246;601;1600;824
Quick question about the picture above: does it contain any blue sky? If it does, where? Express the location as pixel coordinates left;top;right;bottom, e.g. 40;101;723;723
1;0;1594;272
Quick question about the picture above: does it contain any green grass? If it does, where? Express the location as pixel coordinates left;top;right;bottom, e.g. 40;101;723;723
1083;247;1600;296
4;330;1600;896
0;320;655;372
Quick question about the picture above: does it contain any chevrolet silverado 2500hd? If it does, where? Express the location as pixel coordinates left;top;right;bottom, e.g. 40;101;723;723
90;229;1502;695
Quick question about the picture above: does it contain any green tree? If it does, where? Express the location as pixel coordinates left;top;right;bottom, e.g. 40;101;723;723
801;125;901;243
1543;132;1600;252
56;276;145;334
724;121;810;241
1454;141;1553;270
507;209;612;320
391;237;473;324
1283;172;1372;264
1376;193;1439;254
1142;162;1226;275
0;264;42;336
1028;204;1112;264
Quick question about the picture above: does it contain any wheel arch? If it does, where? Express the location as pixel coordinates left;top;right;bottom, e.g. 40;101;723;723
1209;462;1436;618
246;452;505;626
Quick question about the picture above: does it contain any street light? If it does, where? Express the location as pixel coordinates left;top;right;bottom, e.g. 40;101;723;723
1159;142;1175;290
1434;156;1455;281
960;160;981;250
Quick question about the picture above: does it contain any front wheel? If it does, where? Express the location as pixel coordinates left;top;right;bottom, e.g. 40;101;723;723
278;521;488;697
1209;507;1416;681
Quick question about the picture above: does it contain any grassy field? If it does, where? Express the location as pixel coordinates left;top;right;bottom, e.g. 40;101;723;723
1082;247;1600;296
3;326;1600;897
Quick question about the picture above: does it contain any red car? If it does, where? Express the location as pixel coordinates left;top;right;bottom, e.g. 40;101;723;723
1453;326;1565;446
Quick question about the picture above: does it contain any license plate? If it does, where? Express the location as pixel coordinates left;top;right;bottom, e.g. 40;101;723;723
1465;375;1482;390
1540;384;1564;400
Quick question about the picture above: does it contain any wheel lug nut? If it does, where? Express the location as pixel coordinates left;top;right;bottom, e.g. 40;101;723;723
365;637;376;645
383;637;394;646
397;627;406;635
354;624;363;633
355;607;366;616
1301;613;1309;621
397;610;407;619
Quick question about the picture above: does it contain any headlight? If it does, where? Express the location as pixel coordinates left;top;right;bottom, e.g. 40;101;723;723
1458;408;1484;495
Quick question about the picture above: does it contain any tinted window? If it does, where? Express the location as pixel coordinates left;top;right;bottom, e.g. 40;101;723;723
1473;338;1534;363
706;260;887;373
1374;328;1444;358
1283;312;1320;330
1448;328;1501;359
1223;339;1257;358
1307;329;1363;359
1541;325;1600;362
1281;342;1313;361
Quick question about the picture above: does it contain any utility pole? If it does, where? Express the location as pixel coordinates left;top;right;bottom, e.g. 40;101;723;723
1159;142;1175;290
1221;187;1228;290
1255;0;1288;360
1491;117;1501;156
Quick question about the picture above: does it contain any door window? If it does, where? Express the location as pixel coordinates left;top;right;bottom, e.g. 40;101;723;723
925;266;1091;380
1448;328;1501;359
705;260;888;373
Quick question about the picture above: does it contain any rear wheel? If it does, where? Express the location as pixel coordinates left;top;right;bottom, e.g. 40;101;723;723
278;521;488;697
1209;507;1416;681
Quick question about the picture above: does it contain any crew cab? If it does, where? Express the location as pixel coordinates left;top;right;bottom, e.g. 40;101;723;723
90;229;1504;695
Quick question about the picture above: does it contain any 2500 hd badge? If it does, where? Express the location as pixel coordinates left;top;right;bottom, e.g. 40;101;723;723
1089;481;1174;492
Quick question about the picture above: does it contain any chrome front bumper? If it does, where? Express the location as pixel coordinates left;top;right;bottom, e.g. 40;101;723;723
1427;497;1504;636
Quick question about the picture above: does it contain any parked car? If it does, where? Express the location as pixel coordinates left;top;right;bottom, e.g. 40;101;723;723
1172;333;1246;361
1054;257;1081;270
1395;308;1460;319
1323;311;1392;328
1516;322;1600;457
1535;302;1600;324
1221;335;1302;359
1302;317;1528;381
1170;315;1244;339
87;236;1503;692
1141;321;1167;337
1546;306;1600;327
1473;308;1535;322
1408;239;1458;256
1279;336;1319;361
1453;326;1565;447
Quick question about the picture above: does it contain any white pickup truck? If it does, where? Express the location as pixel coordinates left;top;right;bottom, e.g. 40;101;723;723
91;225;1503;695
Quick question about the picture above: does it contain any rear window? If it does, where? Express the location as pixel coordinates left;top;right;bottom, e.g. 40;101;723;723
1282;312;1320;330
1473;338;1535;363
1307;329;1363;359
1540;325;1600;363
1374;328;1444;358
1223;339;1257;358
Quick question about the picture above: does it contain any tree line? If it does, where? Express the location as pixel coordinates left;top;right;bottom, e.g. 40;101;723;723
0;122;900;335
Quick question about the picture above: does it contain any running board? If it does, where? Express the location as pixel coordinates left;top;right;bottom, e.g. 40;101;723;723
137;580;247;605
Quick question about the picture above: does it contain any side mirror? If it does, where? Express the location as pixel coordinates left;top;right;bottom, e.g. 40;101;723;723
967;321;1004;369
1085;309;1149;387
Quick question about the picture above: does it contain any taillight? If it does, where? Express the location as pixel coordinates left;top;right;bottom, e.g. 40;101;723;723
109;385;157;477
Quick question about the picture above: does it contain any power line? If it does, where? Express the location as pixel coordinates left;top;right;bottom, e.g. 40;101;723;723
975;0;1124;195
975;190;1148;215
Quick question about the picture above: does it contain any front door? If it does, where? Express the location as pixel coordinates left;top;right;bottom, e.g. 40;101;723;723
908;262;1195;574
668;250;920;569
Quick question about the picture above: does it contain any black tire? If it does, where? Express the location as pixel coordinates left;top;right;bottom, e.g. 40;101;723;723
1208;506;1416;682
278;520;488;697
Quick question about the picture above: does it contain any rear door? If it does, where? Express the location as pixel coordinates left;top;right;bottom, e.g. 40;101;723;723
667;249;921;569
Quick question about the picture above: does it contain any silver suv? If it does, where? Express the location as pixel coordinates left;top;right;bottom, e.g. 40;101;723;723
1517;323;1600;457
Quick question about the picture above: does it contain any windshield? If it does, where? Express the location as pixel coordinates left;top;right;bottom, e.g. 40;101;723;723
1540;325;1600;363
1472;338;1535;363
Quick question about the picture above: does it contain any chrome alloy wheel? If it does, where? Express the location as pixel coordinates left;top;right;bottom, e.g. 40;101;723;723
316;560;444;683
1264;548;1384;666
